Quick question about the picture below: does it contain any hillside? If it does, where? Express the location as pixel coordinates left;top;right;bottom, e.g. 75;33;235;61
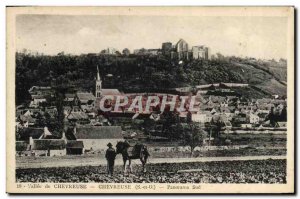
227;62;287;96
15;53;287;104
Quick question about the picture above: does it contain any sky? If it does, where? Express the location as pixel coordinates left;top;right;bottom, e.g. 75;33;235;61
16;15;288;59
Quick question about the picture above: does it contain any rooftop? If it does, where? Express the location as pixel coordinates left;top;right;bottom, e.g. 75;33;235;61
74;126;123;139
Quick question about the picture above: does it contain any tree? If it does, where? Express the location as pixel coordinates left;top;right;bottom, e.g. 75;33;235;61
122;48;130;56
183;123;207;156
160;110;180;139
279;106;287;121
115;51;122;56
100;49;107;54
267;107;277;127
210;119;223;139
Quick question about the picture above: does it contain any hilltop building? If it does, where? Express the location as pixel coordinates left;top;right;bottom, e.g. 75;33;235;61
162;42;172;56
175;38;189;60
101;47;119;55
192;45;211;60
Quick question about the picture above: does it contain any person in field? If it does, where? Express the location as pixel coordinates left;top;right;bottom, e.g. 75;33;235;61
105;142;116;176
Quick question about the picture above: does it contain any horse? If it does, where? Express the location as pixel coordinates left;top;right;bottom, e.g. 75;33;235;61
116;141;149;174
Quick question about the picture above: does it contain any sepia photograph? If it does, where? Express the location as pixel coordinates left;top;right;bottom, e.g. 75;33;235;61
6;6;295;194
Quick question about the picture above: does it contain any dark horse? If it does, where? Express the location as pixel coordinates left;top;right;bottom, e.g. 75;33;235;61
116;141;149;173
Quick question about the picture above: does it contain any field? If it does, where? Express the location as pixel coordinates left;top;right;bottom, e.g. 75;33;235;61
16;159;286;184
15;133;287;184
16;147;286;169
218;133;286;147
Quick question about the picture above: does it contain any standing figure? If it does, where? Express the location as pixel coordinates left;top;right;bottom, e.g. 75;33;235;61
105;142;116;176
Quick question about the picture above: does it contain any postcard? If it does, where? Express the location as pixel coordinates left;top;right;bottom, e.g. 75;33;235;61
6;6;294;194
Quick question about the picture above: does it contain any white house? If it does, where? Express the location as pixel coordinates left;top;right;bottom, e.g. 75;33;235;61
241;123;252;128
28;127;66;156
191;113;206;123
72;126;124;153
249;113;260;124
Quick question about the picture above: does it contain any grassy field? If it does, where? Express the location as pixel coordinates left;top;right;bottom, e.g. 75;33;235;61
218;133;286;148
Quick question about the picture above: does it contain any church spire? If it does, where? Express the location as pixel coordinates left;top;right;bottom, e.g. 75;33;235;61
96;65;102;98
97;65;101;81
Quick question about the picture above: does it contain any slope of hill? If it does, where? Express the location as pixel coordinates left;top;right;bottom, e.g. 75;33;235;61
227;62;286;96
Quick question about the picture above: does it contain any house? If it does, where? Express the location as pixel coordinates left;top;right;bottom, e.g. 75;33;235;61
219;113;229;123
18;127;66;156
28;86;53;96
66;109;90;125
30;139;66;156
66;140;84;155
64;93;75;105
205;107;217;115
257;108;271;114
29;95;47;107
70;126;124;152
63;106;73;117
149;113;161;121
17;127;44;141
276;122;287;128
18;114;36;127
211;114;222;123
256;98;275;112
224;121;232;129
257;112;269;122
74;92;95;108
28;86;54;107
257;104;274;112
90;115;111;126
204;111;213;123
191;112;206;123
241;123;252;128
220;101;229;107
220;107;233;119
101;89;122;96
45;107;57;118
232;113;248;126
249;113;260;124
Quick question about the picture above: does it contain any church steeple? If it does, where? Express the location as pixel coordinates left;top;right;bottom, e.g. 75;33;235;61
97;66;101;81
96;66;102;98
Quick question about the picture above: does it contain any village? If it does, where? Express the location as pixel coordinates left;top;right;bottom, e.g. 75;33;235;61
15;39;287;158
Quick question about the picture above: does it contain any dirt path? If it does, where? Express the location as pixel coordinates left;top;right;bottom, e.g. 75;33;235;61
16;155;286;169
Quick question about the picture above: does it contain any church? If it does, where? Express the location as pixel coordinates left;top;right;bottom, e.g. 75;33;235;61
95;66;122;98
94;66;122;109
